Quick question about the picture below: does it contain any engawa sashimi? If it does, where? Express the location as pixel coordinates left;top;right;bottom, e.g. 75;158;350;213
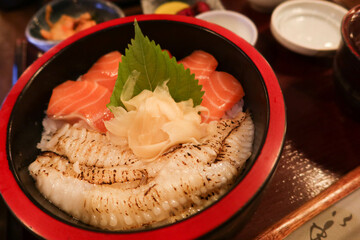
80;51;122;91
47;80;113;133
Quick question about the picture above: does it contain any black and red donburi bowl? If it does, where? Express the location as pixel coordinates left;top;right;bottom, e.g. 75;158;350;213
0;15;286;239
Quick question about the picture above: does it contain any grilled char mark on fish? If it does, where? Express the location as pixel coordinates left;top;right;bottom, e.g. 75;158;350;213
29;113;254;230
32;152;150;186
38;123;140;168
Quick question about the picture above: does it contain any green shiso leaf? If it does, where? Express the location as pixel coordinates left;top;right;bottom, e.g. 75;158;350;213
108;20;204;109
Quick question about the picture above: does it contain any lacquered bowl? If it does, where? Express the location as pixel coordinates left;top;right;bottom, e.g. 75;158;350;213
0;15;286;239
334;5;360;112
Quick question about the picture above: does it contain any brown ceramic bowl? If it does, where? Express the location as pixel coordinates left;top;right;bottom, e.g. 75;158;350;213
334;5;360;111
0;15;286;239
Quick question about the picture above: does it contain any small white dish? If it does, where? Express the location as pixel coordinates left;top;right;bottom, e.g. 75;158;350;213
271;0;348;56
196;10;258;46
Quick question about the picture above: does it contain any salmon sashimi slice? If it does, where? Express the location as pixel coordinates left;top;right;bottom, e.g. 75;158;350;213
200;71;245;123
47;80;114;133
80;51;122;91
178;50;218;84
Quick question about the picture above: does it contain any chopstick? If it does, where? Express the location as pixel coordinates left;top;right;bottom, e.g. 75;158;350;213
13;38;27;85
254;165;360;240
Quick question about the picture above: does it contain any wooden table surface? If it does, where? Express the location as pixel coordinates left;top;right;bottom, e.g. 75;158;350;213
1;1;359;239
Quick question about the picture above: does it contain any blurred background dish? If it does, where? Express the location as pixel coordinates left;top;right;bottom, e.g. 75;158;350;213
153;1;191;14
333;4;360;112
247;0;285;12
334;0;360;9
196;10;258;46
25;0;125;52
271;0;348;56
141;0;224;14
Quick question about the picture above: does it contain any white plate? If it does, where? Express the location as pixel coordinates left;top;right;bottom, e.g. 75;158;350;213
271;0;347;56
196;10;258;46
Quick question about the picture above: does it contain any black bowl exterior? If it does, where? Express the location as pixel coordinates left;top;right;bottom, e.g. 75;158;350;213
1;15;286;239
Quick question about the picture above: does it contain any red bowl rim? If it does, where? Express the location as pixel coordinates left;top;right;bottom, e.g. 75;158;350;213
0;14;286;239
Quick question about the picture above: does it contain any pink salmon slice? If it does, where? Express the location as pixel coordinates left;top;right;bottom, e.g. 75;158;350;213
178;50;218;84
80;51;122;91
179;51;244;122
200;71;245;122
47;80;114;133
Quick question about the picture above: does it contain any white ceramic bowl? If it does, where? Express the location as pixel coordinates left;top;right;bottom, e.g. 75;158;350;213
196;10;258;46
271;0;348;56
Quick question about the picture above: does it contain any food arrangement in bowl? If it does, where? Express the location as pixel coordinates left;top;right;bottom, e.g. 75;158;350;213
0;15;285;239
39;4;97;41
30;19;254;231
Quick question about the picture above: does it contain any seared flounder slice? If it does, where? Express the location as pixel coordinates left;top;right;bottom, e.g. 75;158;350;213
29;113;254;230
37;122;140;167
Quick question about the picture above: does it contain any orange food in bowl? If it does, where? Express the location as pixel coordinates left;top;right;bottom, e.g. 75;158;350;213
40;5;96;40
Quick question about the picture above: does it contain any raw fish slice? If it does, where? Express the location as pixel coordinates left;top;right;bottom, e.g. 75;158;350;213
201;71;245;122
179;51;244;122
29;113;254;230
80;51;122;91
178;50;218;84
47;80;113;133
